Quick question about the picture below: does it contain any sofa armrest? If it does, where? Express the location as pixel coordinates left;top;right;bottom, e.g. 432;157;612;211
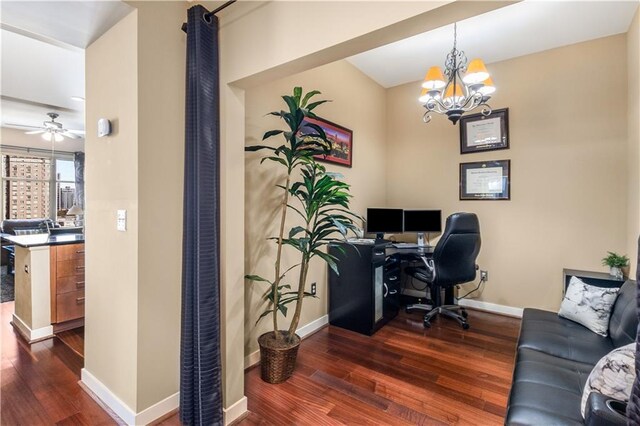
584;392;627;426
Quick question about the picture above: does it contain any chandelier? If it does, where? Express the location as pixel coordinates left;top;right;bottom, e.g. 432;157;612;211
419;23;495;125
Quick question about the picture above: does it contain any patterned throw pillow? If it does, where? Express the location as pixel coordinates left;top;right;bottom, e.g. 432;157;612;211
558;276;619;336
581;343;636;418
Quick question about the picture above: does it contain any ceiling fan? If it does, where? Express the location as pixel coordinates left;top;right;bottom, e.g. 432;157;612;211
10;112;84;142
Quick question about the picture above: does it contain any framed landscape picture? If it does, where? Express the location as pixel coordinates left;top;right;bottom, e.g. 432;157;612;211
459;108;509;154
460;159;511;200
301;116;353;167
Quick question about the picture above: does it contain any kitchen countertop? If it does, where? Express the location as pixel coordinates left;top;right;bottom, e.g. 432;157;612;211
1;233;84;248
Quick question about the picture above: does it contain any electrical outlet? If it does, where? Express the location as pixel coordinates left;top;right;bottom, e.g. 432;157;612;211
311;282;317;296
480;270;488;281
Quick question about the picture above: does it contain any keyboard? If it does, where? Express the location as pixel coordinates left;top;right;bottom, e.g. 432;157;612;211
392;243;419;249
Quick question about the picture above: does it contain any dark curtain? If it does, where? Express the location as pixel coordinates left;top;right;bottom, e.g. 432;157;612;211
73;152;85;210
628;237;640;423
180;5;223;426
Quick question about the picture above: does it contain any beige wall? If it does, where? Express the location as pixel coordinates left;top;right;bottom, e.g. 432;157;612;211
134;0;186;411
85;1;186;414
386;35;629;311
0;127;85;153
628;9;640;277
85;9;140;410
244;60;387;357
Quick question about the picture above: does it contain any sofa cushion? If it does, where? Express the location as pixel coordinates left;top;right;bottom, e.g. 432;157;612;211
506;348;593;425
608;280;638;348
518;308;614;365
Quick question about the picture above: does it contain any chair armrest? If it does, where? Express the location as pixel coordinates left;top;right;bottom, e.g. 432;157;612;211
584;392;627;426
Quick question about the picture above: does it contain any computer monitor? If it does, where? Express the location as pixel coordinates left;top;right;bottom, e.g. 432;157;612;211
366;208;403;241
403;210;442;247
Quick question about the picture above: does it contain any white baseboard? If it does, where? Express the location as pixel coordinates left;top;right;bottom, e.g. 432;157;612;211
245;349;261;369
11;313;53;343
81;368;179;425
458;298;523;318
81;368;135;425
296;314;329;338
244;314;329;369
224;396;248;425
135;392;179;425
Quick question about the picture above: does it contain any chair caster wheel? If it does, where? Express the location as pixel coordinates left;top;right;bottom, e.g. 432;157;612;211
462;322;470;330
461;310;468;319
423;320;431;328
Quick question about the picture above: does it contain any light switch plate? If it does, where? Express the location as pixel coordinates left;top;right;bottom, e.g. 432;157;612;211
117;209;127;231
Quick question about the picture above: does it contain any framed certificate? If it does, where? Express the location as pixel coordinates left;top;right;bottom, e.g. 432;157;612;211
460;108;509;154
460;160;510;200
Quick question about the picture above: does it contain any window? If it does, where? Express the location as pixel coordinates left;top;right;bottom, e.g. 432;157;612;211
1;152;77;225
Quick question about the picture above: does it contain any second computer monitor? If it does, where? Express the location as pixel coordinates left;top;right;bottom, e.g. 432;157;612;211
404;210;442;247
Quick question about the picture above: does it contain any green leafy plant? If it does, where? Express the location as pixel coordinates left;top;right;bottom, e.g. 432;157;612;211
245;87;349;343
601;251;629;268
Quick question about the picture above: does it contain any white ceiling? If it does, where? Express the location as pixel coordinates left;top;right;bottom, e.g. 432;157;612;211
1;1;133;49
347;1;640;89
0;1;132;147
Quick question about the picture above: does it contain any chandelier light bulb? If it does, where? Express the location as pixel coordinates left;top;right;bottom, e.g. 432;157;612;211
422;66;446;90
478;77;496;96
463;58;490;84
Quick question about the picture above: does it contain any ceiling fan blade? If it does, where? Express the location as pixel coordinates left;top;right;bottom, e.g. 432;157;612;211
25;129;46;135
61;131;81;139
4;123;43;129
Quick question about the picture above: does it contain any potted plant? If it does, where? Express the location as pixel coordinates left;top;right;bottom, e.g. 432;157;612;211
245;87;359;383
601;251;629;279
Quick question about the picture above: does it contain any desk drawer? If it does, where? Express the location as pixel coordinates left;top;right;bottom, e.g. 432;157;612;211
56;276;85;294
56;290;85;322
55;244;85;261
56;259;85;279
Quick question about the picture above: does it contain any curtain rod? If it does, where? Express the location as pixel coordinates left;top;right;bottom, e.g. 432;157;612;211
181;0;237;33
0;144;77;156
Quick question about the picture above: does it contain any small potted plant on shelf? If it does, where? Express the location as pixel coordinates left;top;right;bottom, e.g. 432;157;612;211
601;251;629;279
245;87;359;383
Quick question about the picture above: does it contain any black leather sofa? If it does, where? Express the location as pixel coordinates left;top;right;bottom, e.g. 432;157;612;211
506;279;638;425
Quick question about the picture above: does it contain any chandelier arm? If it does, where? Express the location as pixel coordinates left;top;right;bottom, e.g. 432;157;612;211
425;98;449;114
459;92;483;112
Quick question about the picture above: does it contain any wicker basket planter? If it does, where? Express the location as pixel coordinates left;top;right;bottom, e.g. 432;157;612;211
258;331;301;384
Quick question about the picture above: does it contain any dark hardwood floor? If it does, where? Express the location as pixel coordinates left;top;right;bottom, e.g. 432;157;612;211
238;309;520;425
56;327;85;358
0;302;115;425
2;301;520;425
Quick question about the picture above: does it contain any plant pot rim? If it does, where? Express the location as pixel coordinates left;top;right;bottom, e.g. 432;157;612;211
258;331;301;350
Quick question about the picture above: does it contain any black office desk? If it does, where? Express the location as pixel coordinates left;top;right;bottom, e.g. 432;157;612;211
328;242;445;336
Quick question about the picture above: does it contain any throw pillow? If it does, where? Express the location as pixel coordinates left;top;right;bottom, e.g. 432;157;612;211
581;343;636;418
558;276;619;336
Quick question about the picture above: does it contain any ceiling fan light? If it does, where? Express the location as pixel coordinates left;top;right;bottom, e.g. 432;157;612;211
42;132;52;141
422;66;446;90
54;133;64;142
463;58;490;84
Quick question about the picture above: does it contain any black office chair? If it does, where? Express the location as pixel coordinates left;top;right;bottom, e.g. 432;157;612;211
405;212;481;329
